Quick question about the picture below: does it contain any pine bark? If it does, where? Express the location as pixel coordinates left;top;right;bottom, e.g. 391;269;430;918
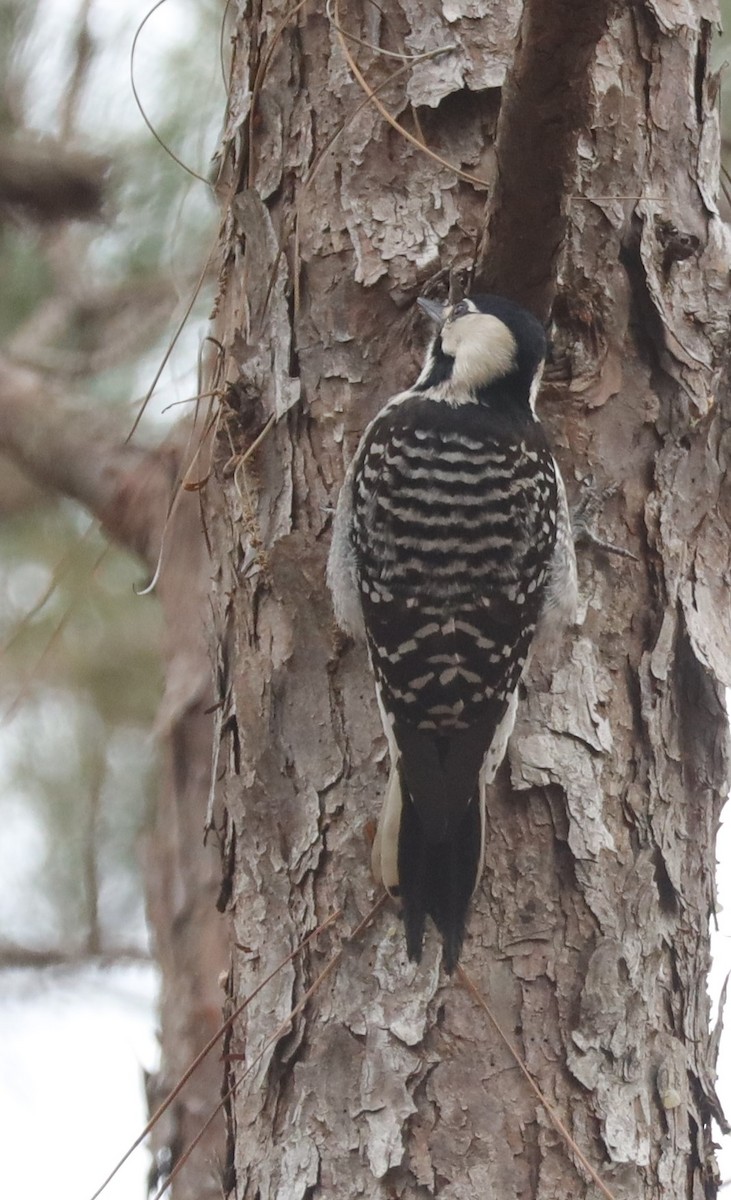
206;2;731;1198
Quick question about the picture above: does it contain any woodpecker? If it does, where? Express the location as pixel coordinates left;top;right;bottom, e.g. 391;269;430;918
327;293;577;971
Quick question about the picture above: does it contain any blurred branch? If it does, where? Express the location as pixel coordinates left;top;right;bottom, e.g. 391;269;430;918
0;137;108;222
0;942;151;968
7;279;176;378
59;0;96;141
0;351;174;564
0;349;214;733
0;451;49;514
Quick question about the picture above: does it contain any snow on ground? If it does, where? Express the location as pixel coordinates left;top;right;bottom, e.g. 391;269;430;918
0;963;158;1200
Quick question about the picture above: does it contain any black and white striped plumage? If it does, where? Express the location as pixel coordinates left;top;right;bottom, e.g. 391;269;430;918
328;294;576;971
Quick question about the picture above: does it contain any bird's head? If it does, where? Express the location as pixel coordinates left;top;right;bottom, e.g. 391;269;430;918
416;293;546;404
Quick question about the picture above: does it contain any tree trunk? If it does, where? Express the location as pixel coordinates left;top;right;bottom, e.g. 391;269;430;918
206;2;730;1198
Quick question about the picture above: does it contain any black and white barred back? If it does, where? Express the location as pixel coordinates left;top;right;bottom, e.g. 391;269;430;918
328;294;576;971
353;399;557;739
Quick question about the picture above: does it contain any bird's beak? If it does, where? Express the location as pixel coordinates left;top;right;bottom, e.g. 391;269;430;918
417;296;448;326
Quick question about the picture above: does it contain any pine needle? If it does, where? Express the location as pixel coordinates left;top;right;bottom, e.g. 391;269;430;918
87;907;343;1200
458;964;618;1200
150;895;386;1200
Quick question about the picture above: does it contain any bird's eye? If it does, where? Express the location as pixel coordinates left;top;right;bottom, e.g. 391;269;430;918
451;300;469;319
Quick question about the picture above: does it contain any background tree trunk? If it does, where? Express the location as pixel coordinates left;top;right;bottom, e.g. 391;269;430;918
205;2;731;1198
0;357;230;1200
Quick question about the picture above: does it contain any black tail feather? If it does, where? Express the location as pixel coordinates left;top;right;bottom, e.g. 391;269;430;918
397;775;482;973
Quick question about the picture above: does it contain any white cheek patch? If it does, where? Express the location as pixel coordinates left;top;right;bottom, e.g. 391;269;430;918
440;314;517;390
